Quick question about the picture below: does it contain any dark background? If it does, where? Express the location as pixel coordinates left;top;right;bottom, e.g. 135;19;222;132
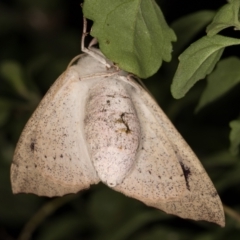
1;0;240;239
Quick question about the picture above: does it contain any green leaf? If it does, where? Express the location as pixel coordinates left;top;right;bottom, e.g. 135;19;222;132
0;61;29;98
207;0;240;37
0;98;12;127
36;215;82;240
196;57;240;111
171;10;215;56
229;119;240;155
171;35;240;99
83;0;176;78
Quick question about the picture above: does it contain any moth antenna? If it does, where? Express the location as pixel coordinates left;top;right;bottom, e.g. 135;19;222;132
118;73;158;105
127;74;157;103
67;54;84;69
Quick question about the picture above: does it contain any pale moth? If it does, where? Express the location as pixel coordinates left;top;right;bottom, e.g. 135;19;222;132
11;19;225;227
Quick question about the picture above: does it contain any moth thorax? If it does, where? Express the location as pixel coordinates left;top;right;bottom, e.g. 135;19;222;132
84;78;141;187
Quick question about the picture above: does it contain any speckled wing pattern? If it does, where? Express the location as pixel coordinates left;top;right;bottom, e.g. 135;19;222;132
113;76;225;227
11;62;100;197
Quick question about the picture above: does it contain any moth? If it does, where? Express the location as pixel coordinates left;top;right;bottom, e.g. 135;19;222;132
11;20;225;227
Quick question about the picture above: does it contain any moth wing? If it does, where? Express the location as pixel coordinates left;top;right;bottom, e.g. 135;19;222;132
11;62;100;197
113;77;225;226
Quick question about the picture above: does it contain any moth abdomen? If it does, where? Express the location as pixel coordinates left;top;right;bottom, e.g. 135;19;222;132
84;78;141;187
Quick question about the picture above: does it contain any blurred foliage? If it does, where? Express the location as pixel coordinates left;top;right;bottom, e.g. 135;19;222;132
1;0;240;240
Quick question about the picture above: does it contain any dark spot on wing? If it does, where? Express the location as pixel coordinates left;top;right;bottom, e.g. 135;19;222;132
180;162;191;191
148;170;151;174
120;113;131;134
30;142;35;152
60;154;63;158
106;95;115;98
211;191;218;197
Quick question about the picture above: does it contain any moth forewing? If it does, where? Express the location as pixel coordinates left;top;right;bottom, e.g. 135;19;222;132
10;55;109;196
112;76;225;227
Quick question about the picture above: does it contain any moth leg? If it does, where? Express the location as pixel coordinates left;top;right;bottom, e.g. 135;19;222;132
81;17;112;68
88;37;98;48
